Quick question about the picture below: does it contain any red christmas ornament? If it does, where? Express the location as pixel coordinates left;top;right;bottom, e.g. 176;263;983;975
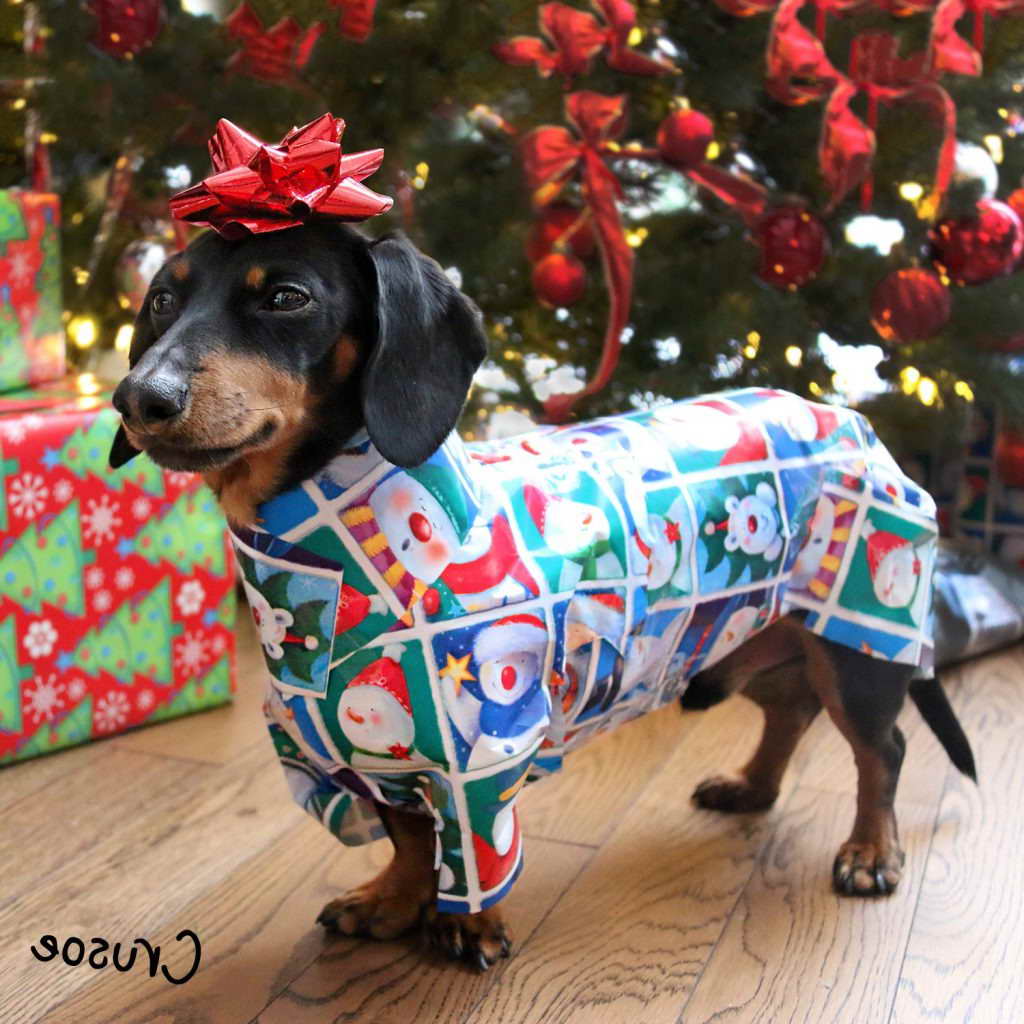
225;2;324;83
994;427;1024;489
870;268;951;344
929;199;1024;285
656;109;714;170
532;252;586;307
526;203;596;263
87;0;163;59
754;206;829;289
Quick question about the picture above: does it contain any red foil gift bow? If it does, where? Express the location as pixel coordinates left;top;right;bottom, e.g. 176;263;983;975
169;115;393;239
493;0;677;81
520;92;766;421
331;0;378;42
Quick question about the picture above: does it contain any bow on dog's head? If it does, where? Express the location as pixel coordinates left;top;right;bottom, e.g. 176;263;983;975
110;116;487;522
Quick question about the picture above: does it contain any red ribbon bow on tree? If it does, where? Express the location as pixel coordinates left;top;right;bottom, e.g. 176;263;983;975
169;114;393;239
331;0;378;42
520;92;634;420
226;2;324;83
494;0;677;82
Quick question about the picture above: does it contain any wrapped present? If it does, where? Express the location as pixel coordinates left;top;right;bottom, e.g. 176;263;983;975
0;191;65;394
0;381;236;765
953;407;1024;569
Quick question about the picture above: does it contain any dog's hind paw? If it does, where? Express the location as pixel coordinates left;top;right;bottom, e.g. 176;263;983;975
832;841;905;896
424;905;511;971
692;774;778;813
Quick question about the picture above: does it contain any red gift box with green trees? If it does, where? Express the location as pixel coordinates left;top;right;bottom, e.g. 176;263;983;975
0;388;236;764
0;191;65;394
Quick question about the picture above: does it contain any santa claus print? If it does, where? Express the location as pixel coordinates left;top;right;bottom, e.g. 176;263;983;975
863;523;922;609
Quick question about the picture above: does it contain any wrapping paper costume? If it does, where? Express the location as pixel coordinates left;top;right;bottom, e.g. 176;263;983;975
232;388;937;914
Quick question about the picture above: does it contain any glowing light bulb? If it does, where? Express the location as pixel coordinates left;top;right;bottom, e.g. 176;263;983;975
67;316;98;349
785;345;803;367
114;324;134;352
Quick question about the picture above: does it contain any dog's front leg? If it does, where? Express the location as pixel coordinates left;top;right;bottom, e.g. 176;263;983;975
318;803;436;939
423;904;512;971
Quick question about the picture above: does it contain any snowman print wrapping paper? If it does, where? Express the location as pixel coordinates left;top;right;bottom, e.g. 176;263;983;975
231;387;937;914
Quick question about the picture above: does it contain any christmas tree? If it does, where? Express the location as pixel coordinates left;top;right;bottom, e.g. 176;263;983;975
5;1;1024;453
53;409;165;496
0;502;89;615
2;697;93;763
147;654;232;721
0;616;29;734
67;578;175;684
130;490;227;575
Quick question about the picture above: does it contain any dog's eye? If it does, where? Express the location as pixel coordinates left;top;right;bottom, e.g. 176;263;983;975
266;287;310;312
150;291;177;316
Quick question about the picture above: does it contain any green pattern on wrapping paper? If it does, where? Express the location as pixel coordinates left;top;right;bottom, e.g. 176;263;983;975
57;410;165;497
0;617;30;734
148;656;233;722
0;501;91;615
1;697;93;764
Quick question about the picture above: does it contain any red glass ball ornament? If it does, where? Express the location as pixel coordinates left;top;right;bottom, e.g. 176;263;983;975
754;206;829;289
88;0;163;59
526;204;596;263
656;109;714;170
870;268;951;345
532;252;586;307
995;427;1024;488
929;199;1024;285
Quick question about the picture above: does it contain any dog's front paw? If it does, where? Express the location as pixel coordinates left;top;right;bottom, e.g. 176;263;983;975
692;774;777;813
424;905;511;971
832;841;905;896
317;872;432;940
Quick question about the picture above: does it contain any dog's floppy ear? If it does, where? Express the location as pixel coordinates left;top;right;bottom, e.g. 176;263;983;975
107;299;157;469
360;233;487;468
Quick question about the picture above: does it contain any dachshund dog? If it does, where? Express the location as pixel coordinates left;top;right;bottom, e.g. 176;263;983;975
110;223;975;970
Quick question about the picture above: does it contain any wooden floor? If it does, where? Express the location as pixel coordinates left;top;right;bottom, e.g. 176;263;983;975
2;613;1021;1024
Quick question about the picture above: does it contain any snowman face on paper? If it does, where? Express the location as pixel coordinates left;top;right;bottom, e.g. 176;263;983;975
369;474;460;582
791;496;835;589
243;581;293;661
337;685;415;754
545;495;610;558
479;652;541;705
645;513;683;590
725;483;783;561
875;547;921;608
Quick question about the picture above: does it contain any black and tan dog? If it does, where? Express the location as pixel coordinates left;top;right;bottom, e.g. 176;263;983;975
110;222;975;968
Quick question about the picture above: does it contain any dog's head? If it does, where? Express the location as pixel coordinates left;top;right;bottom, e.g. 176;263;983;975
110;223;486;518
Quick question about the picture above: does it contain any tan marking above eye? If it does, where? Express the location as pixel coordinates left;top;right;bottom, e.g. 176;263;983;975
245;266;266;290
170;258;190;281
334;335;360;380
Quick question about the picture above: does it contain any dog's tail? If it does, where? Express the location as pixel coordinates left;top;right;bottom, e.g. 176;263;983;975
909;676;977;783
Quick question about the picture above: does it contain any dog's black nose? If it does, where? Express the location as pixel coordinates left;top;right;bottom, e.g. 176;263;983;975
112;374;188;428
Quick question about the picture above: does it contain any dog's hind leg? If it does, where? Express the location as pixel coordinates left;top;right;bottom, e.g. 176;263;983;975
798;633;912;896
690;618;822;813
317;803;437;939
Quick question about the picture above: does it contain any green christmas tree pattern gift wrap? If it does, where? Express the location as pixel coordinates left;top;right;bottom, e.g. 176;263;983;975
0;386;237;765
0;192;65;394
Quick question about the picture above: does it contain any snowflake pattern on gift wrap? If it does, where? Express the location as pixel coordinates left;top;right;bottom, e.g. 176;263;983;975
95;691;130;733
53;479;74;506
114;567;135;590
166;471;197;489
8;248;34;288
174;631;209;675
85;566;105;590
9;473;48;519
176;579;206;617
93;589;113;613
136;689;155;712
82;495;123;545
1;420;27;445
23;619;58;658
131;497;152;520
67;678;87;702
25;675;64;724
211;632;227;655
